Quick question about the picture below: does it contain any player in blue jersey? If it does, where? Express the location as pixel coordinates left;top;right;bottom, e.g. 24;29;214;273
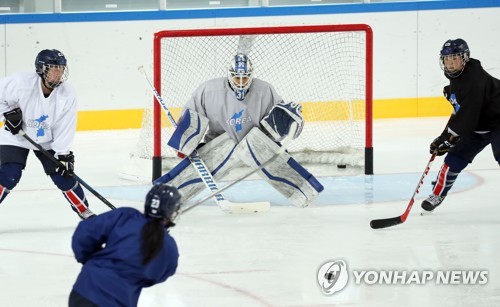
69;184;182;307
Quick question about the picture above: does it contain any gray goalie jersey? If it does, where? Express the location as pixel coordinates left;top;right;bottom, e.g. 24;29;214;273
184;77;283;143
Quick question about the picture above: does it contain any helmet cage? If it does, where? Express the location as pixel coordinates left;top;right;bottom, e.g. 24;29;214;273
439;39;470;78
439;53;468;78
228;54;254;100
38;64;69;89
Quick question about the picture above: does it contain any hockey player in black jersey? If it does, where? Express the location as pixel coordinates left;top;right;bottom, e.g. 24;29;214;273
421;39;500;212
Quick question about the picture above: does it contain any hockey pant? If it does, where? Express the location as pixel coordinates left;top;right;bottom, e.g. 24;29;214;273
0;146;89;216
235;127;324;207
154;133;241;201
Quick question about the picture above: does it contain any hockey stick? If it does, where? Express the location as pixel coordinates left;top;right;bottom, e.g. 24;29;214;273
370;152;437;229
18;130;116;210
182;122;298;214
139;66;270;214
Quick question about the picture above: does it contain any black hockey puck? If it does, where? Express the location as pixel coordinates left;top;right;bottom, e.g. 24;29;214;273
337;164;347;169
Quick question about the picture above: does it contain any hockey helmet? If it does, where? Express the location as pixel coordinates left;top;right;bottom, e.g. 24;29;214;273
440;39;470;78
144;184;182;226
228;53;254;101
35;49;68;88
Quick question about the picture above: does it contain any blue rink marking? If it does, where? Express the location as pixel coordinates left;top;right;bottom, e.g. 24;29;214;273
100;171;478;207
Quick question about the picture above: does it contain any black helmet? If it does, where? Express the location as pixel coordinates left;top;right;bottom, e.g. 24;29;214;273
35;49;68;88
144;184;182;222
439;39;470;78
35;49;67;74
440;39;470;58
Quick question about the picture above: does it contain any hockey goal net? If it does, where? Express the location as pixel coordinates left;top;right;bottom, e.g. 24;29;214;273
121;24;373;182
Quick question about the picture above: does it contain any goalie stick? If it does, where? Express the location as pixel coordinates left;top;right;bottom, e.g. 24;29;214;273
139;66;270;214
370;152;437;229
18;130;116;210
182;122;298;214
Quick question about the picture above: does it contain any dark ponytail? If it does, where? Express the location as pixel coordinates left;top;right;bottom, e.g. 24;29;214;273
141;219;165;265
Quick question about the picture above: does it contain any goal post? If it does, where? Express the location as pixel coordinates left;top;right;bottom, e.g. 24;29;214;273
124;24;373;182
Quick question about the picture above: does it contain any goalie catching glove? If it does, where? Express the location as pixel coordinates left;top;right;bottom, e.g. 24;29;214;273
261;101;304;142
57;152;75;178
430;129;460;156
3;107;23;135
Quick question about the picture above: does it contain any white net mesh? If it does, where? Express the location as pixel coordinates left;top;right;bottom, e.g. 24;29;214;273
121;25;371;181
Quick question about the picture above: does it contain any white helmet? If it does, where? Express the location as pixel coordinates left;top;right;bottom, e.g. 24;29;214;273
228;54;253;101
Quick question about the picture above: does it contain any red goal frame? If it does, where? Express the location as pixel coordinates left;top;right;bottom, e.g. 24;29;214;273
152;24;373;180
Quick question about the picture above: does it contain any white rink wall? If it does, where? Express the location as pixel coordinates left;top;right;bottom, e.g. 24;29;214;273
0;1;499;112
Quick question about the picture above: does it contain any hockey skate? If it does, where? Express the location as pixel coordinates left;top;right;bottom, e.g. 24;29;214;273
78;208;96;220
421;194;445;212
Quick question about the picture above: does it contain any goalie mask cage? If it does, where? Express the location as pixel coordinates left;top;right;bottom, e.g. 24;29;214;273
123;24;373;182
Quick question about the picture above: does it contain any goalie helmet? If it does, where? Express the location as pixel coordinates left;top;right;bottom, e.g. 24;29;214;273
35;49;69;89
228;53;254;101
439;39;470;78
145;184;182;228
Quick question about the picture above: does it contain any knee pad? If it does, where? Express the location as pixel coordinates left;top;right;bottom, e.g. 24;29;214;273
0;163;23;190
50;172;78;191
444;153;468;172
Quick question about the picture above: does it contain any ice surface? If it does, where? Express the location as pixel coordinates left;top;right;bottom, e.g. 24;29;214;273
0;118;498;307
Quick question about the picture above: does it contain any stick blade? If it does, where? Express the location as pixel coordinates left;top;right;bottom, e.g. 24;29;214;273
370;216;403;229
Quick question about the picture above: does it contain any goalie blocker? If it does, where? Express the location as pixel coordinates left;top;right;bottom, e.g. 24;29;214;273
167;108;209;156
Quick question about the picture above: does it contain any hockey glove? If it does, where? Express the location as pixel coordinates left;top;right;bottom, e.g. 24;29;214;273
57;152;75;178
261;101;304;142
430;130;460;156
3;108;23;135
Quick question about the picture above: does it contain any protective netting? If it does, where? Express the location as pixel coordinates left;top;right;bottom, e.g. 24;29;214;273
121;26;371;181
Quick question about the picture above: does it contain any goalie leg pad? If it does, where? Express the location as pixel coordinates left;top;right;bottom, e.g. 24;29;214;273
167;108;209;156
155;133;240;201
235;128;323;207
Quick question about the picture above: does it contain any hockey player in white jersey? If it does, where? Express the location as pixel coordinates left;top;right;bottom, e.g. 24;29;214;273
0;49;94;219
155;53;323;208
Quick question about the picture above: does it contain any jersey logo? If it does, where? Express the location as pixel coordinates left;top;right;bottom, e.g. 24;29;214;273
449;93;460;114
26;115;50;137
227;109;251;133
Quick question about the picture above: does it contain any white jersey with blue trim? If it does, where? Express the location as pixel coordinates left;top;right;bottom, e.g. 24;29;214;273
185;77;283;143
0;72;77;156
